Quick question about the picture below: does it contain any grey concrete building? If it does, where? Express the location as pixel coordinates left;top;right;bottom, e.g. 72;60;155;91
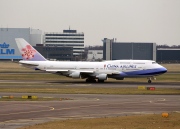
157;48;180;63
34;46;73;61
0;28;42;60
103;38;156;61
44;29;84;56
87;50;103;61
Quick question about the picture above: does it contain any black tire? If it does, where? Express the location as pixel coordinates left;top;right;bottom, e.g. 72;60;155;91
86;78;96;83
148;80;152;83
98;80;104;83
86;79;90;83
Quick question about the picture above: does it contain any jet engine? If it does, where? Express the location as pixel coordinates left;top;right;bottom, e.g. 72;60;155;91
96;74;107;80
69;72;81;79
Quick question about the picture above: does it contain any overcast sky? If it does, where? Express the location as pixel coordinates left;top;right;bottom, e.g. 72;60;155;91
0;0;180;46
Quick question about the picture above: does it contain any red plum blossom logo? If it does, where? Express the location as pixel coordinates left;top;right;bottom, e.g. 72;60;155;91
21;45;36;59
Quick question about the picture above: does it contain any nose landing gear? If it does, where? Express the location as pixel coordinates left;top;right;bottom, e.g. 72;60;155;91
148;79;152;83
147;77;156;83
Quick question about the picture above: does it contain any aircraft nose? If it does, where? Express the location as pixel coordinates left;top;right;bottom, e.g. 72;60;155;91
161;67;167;73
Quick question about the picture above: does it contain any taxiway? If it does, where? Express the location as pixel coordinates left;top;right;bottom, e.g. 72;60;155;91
0;80;180;129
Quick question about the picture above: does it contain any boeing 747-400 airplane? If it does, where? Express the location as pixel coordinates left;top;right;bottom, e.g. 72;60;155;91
15;38;167;83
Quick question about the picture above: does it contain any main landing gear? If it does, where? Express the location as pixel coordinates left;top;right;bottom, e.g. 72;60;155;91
85;78;105;83
98;80;104;83
148;80;152;83
86;78;96;83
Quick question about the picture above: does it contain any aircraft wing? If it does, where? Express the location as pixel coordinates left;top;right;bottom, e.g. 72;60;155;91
46;69;119;74
46;70;69;72
46;69;94;74
112;71;120;74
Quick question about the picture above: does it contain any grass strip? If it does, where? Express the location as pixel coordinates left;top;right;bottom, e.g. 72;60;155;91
0;87;179;95
18;112;180;129
0;73;180;83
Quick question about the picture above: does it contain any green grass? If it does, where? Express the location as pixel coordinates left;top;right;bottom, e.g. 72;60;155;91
0;87;179;95
157;73;180;82
18;112;180;129
0;73;72;81
161;64;180;72
0;74;66;80
0;73;180;83
0;62;34;73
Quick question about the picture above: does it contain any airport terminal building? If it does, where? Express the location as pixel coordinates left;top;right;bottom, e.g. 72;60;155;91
0;28;78;61
157;48;180;63
87;50;103;61
34;45;73;61
103;38;156;61
44;29;84;56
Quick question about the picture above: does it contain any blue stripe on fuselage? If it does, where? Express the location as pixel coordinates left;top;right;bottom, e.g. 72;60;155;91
120;67;167;77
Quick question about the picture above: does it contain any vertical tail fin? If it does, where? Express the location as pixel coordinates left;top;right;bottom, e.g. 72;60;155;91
15;38;47;61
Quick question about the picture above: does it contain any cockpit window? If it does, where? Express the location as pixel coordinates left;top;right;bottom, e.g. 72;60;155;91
152;62;157;64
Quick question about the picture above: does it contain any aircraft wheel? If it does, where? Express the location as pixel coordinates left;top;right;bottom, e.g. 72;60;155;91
93;79;97;83
148;80;152;83
86;79;90;83
98;80;104;83
86;78;96;83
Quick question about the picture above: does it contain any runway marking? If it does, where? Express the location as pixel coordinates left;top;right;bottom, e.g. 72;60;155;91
149;98;166;103
50;107;54;110
175;111;180;113
0;101;154;116
0;103;55;116
66;84;92;87
158;98;166;101
0;103;111;116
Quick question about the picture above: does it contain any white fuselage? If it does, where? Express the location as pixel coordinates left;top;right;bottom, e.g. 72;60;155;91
20;60;167;79
16;38;167;83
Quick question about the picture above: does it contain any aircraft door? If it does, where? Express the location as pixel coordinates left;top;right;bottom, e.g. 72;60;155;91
96;65;99;72
142;65;146;70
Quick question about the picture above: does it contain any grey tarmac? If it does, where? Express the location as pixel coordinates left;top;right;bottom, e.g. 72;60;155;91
0;80;180;129
0;94;180;129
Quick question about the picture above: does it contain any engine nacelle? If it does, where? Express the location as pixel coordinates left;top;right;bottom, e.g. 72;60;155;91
69;72;81;79
96;74;107;80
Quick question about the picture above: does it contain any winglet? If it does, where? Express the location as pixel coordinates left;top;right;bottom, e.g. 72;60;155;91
15;38;47;61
